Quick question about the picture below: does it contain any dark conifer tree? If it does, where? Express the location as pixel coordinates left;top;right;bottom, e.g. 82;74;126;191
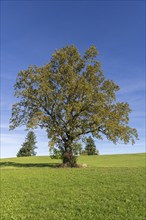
85;136;96;155
17;131;37;157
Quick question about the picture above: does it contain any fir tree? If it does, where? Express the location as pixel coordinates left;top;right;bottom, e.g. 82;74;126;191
17;131;37;157
85;136;96;155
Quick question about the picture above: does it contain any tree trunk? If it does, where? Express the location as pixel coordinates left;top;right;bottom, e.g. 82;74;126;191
62;151;77;167
62;139;77;167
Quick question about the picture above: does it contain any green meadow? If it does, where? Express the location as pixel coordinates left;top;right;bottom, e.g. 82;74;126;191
0;153;145;220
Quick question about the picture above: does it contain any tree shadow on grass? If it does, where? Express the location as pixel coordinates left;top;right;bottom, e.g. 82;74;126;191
0;161;60;168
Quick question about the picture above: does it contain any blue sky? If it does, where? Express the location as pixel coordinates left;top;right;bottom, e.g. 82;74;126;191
1;1;145;158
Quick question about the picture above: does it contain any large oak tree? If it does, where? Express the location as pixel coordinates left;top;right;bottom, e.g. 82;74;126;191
10;45;138;167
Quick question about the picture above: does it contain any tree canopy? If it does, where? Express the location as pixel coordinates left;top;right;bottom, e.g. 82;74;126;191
10;45;138;166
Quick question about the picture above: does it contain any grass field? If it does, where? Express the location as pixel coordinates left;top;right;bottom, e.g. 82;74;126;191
0;153;145;220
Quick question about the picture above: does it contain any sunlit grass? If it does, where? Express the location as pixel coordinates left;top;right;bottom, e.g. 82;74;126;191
1;153;145;220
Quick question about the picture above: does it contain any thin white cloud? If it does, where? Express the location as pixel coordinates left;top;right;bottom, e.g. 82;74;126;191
0;124;9;129
1;100;12;111
130;110;145;118
117;80;145;94
1;133;24;144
